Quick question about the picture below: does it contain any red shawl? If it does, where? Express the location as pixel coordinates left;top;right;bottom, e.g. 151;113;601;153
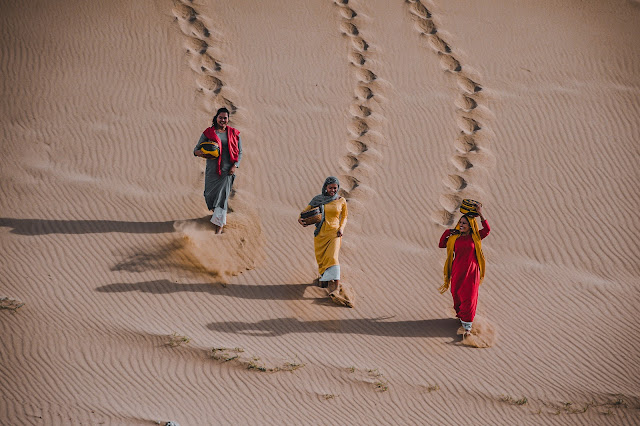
203;126;240;175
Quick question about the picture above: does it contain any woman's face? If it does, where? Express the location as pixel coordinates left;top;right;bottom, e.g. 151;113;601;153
216;112;229;128
459;216;470;234
325;183;338;196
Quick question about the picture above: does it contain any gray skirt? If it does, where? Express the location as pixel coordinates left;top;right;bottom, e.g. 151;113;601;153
204;162;234;211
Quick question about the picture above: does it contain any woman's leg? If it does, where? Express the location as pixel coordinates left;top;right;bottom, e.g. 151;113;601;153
321;266;341;294
451;281;462;318
211;207;226;233
458;281;479;324
460;320;473;337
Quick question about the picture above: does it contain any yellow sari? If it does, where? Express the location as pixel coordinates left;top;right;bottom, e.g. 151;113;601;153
303;197;348;275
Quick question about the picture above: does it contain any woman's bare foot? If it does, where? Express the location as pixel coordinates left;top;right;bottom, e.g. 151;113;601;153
327;280;339;294
313;277;327;288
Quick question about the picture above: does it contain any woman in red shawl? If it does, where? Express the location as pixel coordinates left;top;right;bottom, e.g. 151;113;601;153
438;205;490;338
193;107;242;234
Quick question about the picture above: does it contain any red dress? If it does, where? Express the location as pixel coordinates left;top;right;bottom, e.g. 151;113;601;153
439;220;490;322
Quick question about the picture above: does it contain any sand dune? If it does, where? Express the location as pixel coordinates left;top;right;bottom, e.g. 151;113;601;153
1;0;639;424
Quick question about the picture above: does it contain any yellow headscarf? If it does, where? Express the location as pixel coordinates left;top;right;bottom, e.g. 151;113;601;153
439;215;485;294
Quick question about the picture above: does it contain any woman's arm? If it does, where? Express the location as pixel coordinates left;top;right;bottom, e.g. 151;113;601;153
194;133;209;158
477;206;490;239
229;136;242;175
337;199;348;237
235;136;242;165
439;229;453;248
479;219;490;239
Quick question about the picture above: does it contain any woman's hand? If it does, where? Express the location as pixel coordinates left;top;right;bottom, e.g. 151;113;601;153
449;229;460;235
476;204;484;219
229;165;236;175
298;217;308;227
337;229;343;237
194;149;214;159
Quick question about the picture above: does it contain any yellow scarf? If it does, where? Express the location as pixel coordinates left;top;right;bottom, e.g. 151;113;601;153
439;216;485;294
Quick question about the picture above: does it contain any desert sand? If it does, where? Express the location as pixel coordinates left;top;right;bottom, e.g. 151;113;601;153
1;0;639;424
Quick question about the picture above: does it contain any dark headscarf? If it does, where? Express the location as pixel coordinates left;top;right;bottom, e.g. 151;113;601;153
308;176;340;236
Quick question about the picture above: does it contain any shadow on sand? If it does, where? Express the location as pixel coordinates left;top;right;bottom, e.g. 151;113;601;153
97;279;460;338
96;279;311;301
0;217;186;235
206;316;460;338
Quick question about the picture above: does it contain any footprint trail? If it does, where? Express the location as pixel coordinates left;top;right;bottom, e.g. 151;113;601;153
332;0;388;217
405;0;496;226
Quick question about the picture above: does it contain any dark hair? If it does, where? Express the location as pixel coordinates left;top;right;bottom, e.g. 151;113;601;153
212;107;230;129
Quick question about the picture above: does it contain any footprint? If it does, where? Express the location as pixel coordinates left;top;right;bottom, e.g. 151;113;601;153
349;104;372;117
348;118;369;136
340;22;359;36
455;95;477;111
410;2;431;19
451;154;473;171
443;174;467;191
357;146;382;164
197;75;223;93
457;75;482;93
415;19;437;35
185;37;208;54
348;51;366;66
356;69;377;83
350;36;369;51
428;35;451;53
347;140;368;155
341;175;360;192
340;154;359;171
172;3;197;21
200;54;221;72
355;85;374;100
190;19;210;39
457;116;480;134
467;150;495;169
431;209;454;226
439;53;461;72
351;162;374;180
440;193;462;212
219;97;237;113
454;133;478;153
338;6;356;19
346;183;374;200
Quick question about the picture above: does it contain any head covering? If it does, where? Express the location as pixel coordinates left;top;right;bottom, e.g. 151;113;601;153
309;176;340;207
308;176;340;236
439;215;486;294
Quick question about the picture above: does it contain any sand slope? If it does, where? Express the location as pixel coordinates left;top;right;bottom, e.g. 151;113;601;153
1;0;639;424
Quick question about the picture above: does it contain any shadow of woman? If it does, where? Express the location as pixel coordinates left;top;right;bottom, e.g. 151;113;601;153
205;316;460;338
96;279;313;301
0;216;209;236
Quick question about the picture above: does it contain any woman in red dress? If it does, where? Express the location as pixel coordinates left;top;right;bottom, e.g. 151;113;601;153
438;205;490;338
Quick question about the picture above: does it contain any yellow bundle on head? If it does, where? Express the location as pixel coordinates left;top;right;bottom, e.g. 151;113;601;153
460;199;481;217
200;141;219;158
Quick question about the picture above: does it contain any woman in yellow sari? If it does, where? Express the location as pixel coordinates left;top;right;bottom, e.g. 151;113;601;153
298;176;348;296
